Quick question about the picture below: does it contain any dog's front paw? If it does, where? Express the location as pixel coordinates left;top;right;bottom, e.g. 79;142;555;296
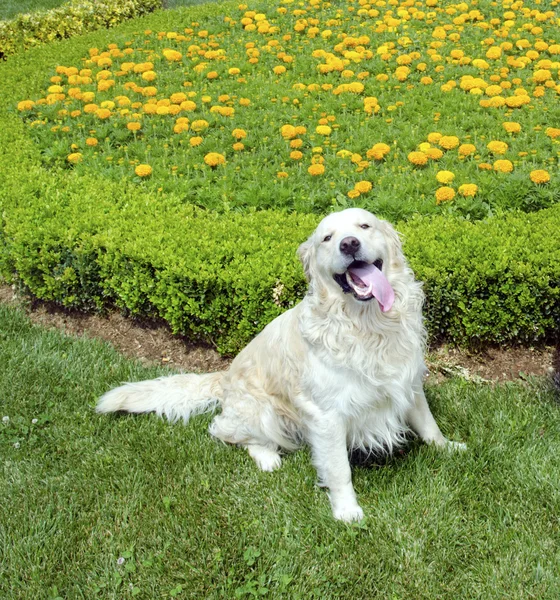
332;501;364;523
445;440;467;452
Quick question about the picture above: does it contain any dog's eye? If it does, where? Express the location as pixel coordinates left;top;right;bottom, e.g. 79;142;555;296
360;224;371;229
323;235;332;242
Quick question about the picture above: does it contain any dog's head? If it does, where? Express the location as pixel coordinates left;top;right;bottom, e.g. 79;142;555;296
298;208;405;311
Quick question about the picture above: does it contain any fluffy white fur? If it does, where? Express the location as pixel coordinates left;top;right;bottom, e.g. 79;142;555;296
97;208;465;522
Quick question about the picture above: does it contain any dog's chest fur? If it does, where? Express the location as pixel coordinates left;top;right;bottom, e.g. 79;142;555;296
298;299;424;451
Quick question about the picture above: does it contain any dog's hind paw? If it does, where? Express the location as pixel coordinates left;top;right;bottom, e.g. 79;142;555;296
333;502;364;523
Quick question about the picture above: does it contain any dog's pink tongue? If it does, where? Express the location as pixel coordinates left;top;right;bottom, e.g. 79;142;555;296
348;264;395;312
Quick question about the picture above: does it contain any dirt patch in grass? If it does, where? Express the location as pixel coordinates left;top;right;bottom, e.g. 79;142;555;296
1;284;554;382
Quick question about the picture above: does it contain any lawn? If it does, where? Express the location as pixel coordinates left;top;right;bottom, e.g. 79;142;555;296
1;303;560;599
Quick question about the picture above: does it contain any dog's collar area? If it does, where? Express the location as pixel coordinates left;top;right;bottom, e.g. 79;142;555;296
333;259;383;301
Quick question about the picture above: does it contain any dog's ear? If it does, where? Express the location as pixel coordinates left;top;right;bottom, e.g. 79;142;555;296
297;237;315;282
380;220;405;267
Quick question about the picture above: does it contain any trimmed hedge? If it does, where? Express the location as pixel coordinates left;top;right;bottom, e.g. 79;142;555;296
0;0;162;58
0;3;558;353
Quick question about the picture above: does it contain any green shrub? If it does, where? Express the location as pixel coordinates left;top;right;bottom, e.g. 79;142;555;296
0;0;162;58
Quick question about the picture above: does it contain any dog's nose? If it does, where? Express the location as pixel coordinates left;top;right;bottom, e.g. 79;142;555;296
339;236;361;256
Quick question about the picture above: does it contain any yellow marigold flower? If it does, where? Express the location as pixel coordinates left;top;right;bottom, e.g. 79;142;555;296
135;164;152;177
207;71;219;80
487;140;508;155
189;136;203;147
425;147;443;160
191;119;209;132
290;150;303;160
502;122;521;134
458;183;478;197
95;108;111;119
127;122;141;131
85;137;98;146
17;100;35;111
420;76;433;85
67;152;82;164
277;171;288;179
232;128;247;139
438;136;460;150
436;170;455;184
348;189;361;199
493;159;513;173
141;70;157;82
281;124;297;139
229;67;241;76
545;127;560;139
232;142;244;151
435;187;455;204
459;144;477;156
316;125;332;136
308;164;325;176
530;169;550;184
204;152;226;167
180;100;197;111
290;139;303;149
478;163;493;170
408;151;429;166
273;65;287;75
427;132;442;144
354;180;372;194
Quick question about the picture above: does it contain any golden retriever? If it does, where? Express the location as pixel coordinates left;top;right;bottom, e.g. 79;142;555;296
97;208;465;521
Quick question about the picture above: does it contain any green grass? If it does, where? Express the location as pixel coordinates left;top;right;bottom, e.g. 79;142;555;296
1;302;559;599
0;0;66;20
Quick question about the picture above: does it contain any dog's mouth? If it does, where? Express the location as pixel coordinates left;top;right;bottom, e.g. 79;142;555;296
333;259;394;311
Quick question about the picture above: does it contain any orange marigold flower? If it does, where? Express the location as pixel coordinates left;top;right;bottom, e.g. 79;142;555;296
348;189;361;199
308;163;325;176
277;171;288;179
127;122;141;131
435;187;455;203
85;137;98;146
458;183;478;197
204;152;226;167
189;136;203;147
493;159;513;173
232;142;244;151
354;180;372;194
290;150;303;160
478;163;493;170
232;128;247;139
425;147;443;160
530;169;550;184
408;151;429;166
135;164;152;177
545;127;560;139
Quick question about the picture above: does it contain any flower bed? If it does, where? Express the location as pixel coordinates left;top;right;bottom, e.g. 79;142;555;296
1;0;559;352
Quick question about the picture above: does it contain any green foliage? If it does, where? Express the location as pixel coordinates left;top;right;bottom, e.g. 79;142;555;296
0;0;162;58
0;1;558;353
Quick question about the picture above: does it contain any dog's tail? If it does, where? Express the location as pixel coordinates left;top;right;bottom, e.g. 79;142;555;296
96;372;225;423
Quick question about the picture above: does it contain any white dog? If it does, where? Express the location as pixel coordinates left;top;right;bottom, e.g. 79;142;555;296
97;208;465;522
